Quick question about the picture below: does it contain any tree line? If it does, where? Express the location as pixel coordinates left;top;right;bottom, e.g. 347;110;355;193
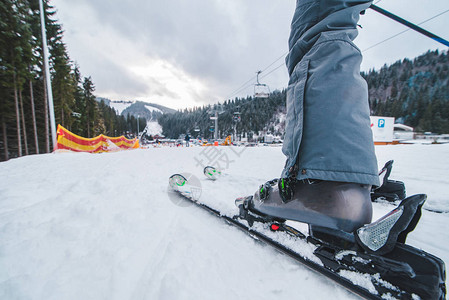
364;49;449;134
158;90;286;140
0;0;145;162
160;50;449;139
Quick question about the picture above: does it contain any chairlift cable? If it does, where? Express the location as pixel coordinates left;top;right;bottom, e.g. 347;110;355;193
256;7;449;84
225;54;288;100
225;4;448;101
225;76;258;100
227;59;285;100
260;52;288;73
259;63;285;81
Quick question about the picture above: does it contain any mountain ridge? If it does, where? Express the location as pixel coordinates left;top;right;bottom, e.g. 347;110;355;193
96;98;176;121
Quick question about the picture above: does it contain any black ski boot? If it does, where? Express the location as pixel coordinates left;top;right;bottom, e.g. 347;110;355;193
250;178;372;233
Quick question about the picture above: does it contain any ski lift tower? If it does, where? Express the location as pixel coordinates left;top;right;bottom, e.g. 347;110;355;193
209;104;224;141
193;123;200;138
254;71;270;99
233;109;241;142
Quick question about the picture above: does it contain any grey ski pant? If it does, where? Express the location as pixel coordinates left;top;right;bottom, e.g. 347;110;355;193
281;0;380;186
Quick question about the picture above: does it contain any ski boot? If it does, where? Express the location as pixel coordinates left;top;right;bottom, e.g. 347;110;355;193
247;178;373;233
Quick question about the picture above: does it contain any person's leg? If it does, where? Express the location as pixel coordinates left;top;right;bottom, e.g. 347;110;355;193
282;0;379;185
253;0;379;232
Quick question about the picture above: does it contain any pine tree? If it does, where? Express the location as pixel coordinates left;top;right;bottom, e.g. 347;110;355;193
0;0;123;161
83;76;96;137
0;0;34;157
71;64;85;135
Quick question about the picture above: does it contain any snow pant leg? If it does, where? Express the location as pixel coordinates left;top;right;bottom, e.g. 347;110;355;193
281;0;380;186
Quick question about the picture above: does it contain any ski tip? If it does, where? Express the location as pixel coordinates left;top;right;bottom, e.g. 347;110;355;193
168;173;202;201
203;166;222;180
169;174;188;189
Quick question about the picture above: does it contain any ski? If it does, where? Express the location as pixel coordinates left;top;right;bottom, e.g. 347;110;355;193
169;174;446;300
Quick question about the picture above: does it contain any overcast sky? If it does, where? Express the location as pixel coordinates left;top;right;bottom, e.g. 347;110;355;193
51;0;449;109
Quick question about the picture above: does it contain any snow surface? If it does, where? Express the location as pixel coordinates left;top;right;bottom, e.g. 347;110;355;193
144;121;163;136
109;101;135;115
108;101;163;116
144;105;163;114
0;144;448;300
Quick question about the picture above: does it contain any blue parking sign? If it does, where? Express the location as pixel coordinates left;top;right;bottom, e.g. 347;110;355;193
378;119;385;128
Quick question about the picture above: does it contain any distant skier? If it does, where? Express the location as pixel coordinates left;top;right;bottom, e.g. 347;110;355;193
185;134;190;147
253;0;380;232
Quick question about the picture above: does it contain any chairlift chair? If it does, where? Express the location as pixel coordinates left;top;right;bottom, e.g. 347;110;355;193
254;71;270;98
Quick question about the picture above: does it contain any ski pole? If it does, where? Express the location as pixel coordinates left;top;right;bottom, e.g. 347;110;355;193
370;4;449;47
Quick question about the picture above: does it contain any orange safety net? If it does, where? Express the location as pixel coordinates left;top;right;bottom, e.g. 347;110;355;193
56;125;139;153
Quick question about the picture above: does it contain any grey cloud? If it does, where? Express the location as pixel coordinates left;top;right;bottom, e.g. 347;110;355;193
73;0;294;97
146;77;179;99
78;55;149;96
56;0;449;107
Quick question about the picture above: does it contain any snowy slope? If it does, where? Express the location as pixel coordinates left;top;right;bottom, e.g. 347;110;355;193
0;145;448;300
109;100;135;115
144;105;163;114
144;121;163;136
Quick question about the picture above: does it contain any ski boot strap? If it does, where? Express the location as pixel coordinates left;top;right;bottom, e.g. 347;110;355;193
279;178;323;203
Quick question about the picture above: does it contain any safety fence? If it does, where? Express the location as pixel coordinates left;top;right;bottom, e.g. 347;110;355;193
56;125;139;153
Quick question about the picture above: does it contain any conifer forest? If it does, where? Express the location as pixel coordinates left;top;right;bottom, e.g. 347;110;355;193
160;50;449;140
0;0;145;161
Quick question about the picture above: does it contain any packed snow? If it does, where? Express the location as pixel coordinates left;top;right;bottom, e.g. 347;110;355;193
109;100;135;115
0;144;448;300
144;105;163;114
144;121;163;136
